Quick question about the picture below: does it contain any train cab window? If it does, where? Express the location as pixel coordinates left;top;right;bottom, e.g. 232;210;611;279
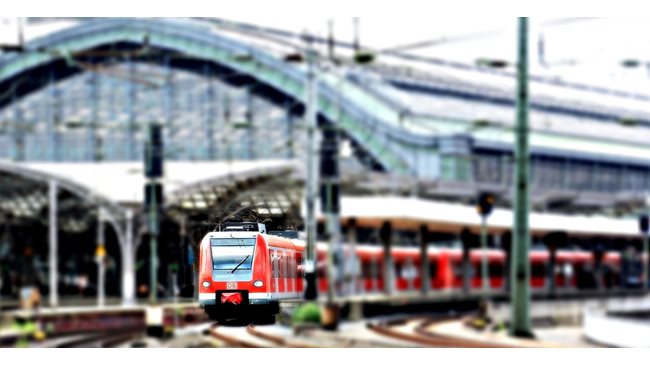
210;238;256;272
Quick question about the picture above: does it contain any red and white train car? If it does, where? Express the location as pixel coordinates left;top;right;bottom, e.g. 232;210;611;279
198;223;643;322
198;223;304;322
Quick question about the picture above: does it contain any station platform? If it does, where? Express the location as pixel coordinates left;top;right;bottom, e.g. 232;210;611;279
426;319;572;348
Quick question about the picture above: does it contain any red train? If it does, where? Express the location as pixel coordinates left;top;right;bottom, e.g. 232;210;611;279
198;223;645;322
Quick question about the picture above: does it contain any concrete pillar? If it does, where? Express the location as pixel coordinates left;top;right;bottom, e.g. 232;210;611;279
380;222;393;295
122;209;135;305
347;218;359;295
303;41;319;301
97;207;105;307
48;180;58;308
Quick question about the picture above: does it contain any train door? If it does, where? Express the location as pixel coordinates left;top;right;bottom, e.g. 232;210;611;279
288;251;295;294
372;256;381;292
360;257;372;292
271;250;278;295
352;254;362;295
317;251;328;293
429;257;440;290
296;252;304;293
489;258;505;290
394;259;405;291
413;257;422;291
402;258;417;292
278;250;286;294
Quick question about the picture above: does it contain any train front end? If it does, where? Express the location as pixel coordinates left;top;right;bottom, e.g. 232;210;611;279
198;223;274;322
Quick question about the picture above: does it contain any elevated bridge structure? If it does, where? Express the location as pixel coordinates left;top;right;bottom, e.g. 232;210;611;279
1;18;650;212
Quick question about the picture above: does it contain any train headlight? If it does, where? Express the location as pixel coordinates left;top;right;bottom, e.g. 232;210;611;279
253;280;263;288
202;281;211;288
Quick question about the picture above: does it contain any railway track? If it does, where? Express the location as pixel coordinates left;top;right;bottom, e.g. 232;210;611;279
208;324;346;348
55;330;144;348
368;316;516;348
208;314;531;348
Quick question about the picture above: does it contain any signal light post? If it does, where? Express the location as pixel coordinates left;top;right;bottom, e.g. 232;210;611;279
477;193;494;295
145;123;164;304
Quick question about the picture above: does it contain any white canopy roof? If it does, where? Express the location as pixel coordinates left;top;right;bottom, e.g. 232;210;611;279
333;196;639;238
22;160;297;204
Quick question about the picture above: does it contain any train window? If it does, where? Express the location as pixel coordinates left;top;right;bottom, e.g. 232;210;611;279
372;259;381;280
296;255;304;278
210;238;256;272
428;262;438;278
279;254;285;279
288;252;292;279
489;262;504;277
271;254;276;278
531;263;546;278
453;260;474;278
282;252;289;278
394;262;403;279
362;261;372;278
401;260;417;279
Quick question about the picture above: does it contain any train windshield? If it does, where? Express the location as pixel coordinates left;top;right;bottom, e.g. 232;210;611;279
210;238;256;272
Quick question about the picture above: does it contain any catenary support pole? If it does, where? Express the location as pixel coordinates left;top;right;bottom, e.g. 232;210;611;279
303;34;319;301
510;17;534;338
48;180;58;308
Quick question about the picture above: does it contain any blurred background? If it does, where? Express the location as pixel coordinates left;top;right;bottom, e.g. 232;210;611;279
1;17;650;348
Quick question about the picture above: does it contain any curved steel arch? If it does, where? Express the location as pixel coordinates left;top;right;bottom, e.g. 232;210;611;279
0;18;415;175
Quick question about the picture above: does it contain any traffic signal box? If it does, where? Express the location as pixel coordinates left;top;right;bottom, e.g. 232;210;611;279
477;192;495;217
145;123;163;179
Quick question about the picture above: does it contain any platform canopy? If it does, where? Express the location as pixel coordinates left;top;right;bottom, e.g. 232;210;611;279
332;196;640;238
19;159;297;204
